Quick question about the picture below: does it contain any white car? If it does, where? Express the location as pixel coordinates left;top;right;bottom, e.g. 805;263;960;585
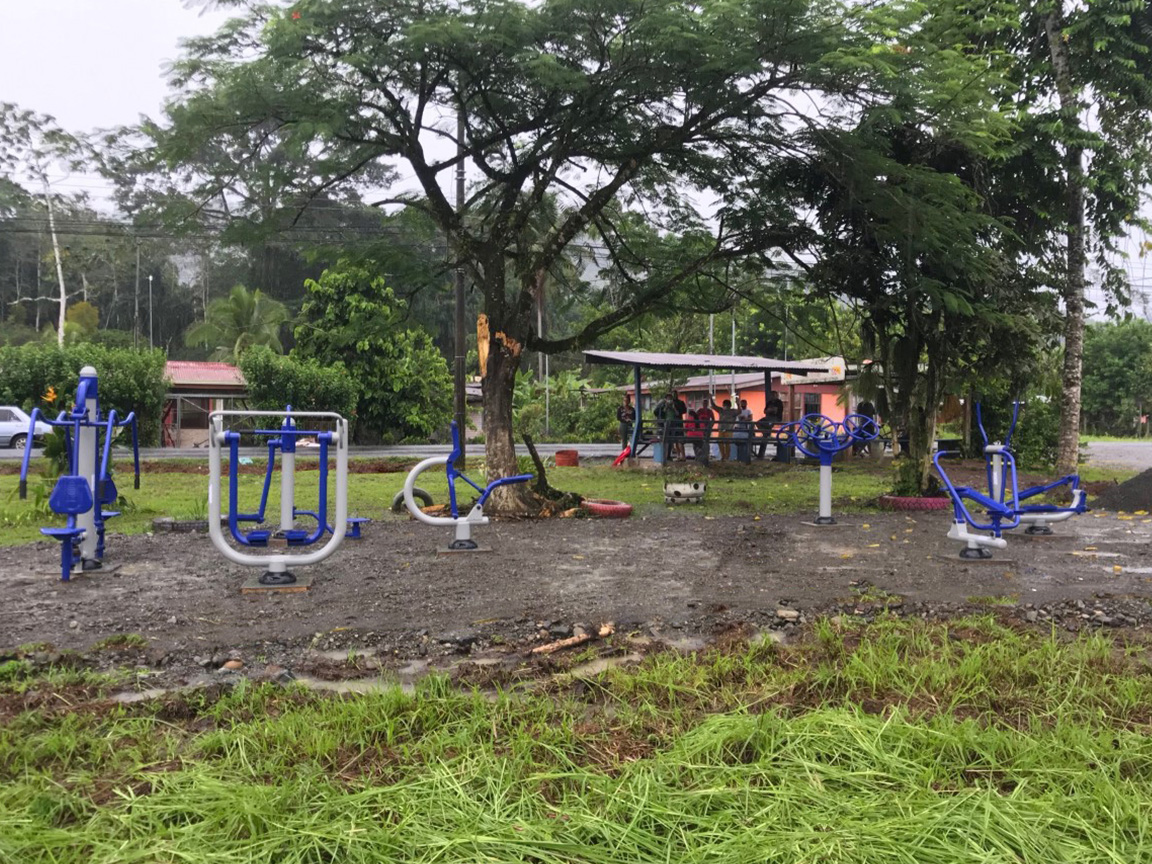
0;406;53;449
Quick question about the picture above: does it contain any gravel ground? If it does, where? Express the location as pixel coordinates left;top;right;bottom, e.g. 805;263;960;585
1;508;1150;691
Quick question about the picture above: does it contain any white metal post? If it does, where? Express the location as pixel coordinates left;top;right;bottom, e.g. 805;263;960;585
279;413;295;533
990;449;1003;503
77;366;99;563
817;463;834;524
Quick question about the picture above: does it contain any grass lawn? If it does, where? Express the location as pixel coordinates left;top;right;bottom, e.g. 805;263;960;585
3;616;1151;862
0;456;1136;546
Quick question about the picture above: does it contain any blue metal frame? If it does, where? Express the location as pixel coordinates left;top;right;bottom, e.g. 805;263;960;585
934;449;1021;536
225;423;333;548
443;421;532;517
787;413;879;465
969;401;1087;518
18;375;141;581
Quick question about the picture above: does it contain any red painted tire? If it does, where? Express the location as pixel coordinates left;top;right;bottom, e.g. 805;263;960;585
582;498;633;518
878;495;950;511
555;449;580;467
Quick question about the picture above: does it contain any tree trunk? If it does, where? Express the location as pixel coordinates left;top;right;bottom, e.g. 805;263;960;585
481;332;534;512
44;188;67;348
1044;8;1087;475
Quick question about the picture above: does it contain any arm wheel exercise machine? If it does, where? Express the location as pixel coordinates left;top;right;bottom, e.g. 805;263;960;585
402;421;533;551
788;413;879;525
208;409;349;585
18;366;140;581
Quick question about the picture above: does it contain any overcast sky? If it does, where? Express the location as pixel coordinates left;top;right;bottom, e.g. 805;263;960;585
0;0;229;133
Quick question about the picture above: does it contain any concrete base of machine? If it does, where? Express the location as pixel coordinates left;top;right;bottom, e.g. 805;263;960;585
800;521;854;528
436;545;493;555
241;573;313;594
935;555;1015;566
42;563;121;580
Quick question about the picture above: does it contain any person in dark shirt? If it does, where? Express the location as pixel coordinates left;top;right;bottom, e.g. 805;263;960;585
616;395;635;449
764;391;784;424
670;390;688;460
853;399;879;456
756;390;786;459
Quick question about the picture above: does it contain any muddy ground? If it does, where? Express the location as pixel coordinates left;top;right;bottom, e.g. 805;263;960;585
2;506;1151;694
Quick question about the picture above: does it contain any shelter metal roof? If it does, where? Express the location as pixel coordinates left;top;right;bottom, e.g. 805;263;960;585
165;361;245;389
582;350;828;375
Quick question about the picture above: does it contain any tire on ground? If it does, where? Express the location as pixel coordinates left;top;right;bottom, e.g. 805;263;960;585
581;498;633;518
392;487;433;513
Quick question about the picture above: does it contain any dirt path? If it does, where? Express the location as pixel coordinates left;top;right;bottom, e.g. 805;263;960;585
2;510;1150;685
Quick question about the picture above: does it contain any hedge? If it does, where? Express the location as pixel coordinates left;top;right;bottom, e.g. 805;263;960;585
238;347;359;424
0;344;168;445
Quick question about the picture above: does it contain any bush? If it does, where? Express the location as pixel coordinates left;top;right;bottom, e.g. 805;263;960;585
978;396;1060;469
512;371;618;443
293;264;452;443
238;346;359;422
0;343;168;445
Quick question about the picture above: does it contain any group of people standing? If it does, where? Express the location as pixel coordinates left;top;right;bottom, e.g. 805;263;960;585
617;389;787;463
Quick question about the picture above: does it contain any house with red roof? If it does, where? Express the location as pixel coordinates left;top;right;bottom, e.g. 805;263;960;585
162;361;247;447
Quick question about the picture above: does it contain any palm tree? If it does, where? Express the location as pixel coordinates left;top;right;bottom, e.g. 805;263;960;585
185;284;289;361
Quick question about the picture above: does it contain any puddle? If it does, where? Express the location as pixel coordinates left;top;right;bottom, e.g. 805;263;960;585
292;674;414;695
566;652;642;678
311;647;379;662
111;687;173;703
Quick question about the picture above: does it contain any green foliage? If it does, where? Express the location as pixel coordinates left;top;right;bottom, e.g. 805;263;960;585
979;397;1062;470
185;285;289;362
293;264;451;442
40;429;69;478
513;370;616;443
64;302;98;335
0;343;167;445
237;346;358;421
1082;320;1152;436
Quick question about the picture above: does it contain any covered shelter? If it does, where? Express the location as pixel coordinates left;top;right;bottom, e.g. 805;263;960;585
583;350;829;457
162;361;248;448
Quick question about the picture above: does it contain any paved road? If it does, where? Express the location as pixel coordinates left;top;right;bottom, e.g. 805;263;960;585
7;438;1146;469
1084;441;1152;472
0;442;632;461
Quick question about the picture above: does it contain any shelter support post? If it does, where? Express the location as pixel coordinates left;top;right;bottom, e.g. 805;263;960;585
631;364;642;455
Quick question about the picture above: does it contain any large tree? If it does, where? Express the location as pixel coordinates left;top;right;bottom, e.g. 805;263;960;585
1013;1;1152;472
136;0;881;508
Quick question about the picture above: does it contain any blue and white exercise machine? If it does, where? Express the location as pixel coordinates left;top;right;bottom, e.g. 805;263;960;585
934;401;1087;558
402;421;532;550
787;413;879;525
18;365;140;581
208;408;350;585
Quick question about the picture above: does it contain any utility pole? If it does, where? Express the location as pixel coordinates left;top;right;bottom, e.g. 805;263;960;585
134;239;140;349
453;102;467;468
708;314;715;398
148;274;154;349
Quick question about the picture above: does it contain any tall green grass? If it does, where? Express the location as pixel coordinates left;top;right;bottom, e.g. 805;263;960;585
2;617;1152;862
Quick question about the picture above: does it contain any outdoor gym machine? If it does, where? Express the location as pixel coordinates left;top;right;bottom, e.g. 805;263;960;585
934;401;1087;559
19;365;141;581
208;408;349;585
974;402;1086;535
787;413;879;525
402;421;533;551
